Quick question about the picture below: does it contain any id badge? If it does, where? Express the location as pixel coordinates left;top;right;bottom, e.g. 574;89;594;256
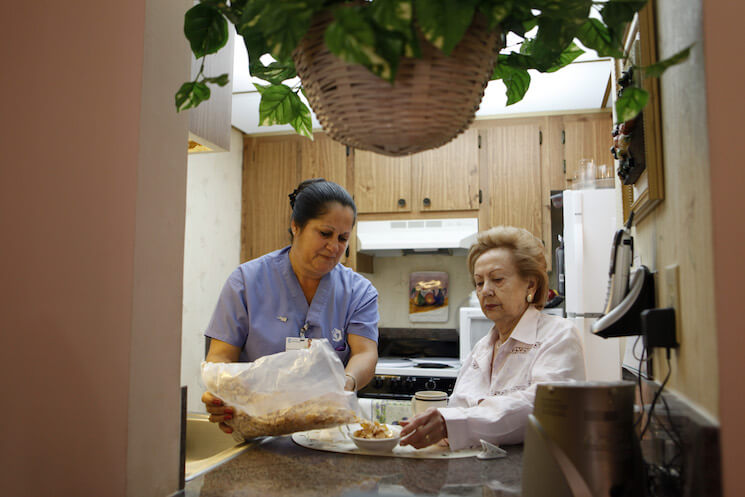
286;337;312;350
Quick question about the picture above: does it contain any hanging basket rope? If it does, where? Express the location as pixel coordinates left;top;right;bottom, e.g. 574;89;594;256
293;13;502;157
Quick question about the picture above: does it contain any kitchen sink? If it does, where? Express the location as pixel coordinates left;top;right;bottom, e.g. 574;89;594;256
185;413;253;481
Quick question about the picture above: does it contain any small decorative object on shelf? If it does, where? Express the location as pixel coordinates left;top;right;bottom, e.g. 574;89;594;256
611;68;646;185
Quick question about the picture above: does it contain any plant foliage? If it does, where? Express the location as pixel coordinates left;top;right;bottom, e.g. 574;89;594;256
176;0;691;136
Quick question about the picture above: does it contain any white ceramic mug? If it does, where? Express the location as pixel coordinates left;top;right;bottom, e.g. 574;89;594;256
411;390;448;415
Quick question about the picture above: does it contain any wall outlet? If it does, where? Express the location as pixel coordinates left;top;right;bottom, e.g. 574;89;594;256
664;264;681;311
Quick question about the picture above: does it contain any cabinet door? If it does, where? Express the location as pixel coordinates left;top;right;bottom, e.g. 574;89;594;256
411;129;480;212
299;133;349;188
480;123;542;238
354;151;412;214
563;113;614;187
242;136;298;262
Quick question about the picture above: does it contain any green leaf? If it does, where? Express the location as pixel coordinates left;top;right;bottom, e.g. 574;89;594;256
545;42;584;73
254;83;313;138
414;0;477;55
254;83;300;123
368;0;412;33
600;0;647;28
501;51;536;71
615;87;648;123
252;1;323;61
577;18;625;58
175;81;211;112
493;59;531;105
238;6;271;65
497;2;534;37
184;4;229;58
325;7;395;81
534;0;592;20
289;96;314;139
251;60;297;85
203;73;230;86
642;44;693;79
477;0;513;31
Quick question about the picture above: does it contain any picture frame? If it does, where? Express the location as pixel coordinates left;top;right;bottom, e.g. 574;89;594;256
408;271;449;322
614;0;665;225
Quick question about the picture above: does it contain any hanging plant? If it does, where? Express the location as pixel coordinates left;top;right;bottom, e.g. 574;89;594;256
175;0;691;154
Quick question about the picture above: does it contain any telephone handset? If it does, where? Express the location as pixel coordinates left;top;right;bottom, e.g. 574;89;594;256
592;264;650;337
602;212;634;315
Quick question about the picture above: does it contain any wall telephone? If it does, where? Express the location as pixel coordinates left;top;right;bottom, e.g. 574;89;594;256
602;212;634;315
593;211;656;338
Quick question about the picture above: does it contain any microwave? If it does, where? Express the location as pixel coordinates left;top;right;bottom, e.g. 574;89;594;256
458;306;493;361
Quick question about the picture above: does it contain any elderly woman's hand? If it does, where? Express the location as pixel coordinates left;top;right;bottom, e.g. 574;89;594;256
201;391;234;434
399;407;448;448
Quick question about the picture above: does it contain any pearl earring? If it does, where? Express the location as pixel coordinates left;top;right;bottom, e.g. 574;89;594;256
527;294;533;303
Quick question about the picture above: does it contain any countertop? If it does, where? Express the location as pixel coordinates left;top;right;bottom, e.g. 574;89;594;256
184;435;523;497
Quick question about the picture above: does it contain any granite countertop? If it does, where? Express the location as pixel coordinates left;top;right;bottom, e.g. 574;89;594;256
184;436;523;497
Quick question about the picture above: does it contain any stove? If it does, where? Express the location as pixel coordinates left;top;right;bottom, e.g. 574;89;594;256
375;357;461;377
358;328;461;400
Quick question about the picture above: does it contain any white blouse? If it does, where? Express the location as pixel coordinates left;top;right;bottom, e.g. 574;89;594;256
440;306;586;450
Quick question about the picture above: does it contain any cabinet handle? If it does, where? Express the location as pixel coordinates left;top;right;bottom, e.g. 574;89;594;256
398;198;406;207
423;197;431;207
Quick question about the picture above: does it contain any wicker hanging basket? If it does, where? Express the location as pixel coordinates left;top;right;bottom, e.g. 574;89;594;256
293;13;502;157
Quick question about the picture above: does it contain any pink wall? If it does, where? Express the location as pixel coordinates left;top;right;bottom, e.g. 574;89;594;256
704;1;745;496
0;3;144;496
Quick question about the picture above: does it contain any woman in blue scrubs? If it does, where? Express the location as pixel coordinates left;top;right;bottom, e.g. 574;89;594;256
202;179;379;434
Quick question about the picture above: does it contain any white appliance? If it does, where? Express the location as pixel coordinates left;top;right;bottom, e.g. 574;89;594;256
459;306;566;361
356;218;478;256
562;189;621;381
458;306;493;360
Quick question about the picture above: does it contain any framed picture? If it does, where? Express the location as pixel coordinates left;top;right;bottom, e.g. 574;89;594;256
613;0;665;224
408;271;449;322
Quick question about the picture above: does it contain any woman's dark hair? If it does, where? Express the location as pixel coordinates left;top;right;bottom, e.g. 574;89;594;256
288;178;357;241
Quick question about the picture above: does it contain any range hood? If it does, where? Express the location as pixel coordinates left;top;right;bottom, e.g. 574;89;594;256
356;218;479;256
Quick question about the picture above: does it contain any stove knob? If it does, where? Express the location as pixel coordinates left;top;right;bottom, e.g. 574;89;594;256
425;379;437;390
390;377;402;392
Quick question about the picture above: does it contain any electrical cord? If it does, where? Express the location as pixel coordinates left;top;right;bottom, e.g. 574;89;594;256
640;350;672;440
638;349;684;497
633;335;653;428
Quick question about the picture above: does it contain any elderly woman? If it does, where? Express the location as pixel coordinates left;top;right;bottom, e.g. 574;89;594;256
400;226;585;450
202;178;379;434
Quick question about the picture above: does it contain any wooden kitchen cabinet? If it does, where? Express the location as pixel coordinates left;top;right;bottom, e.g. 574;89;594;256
540;112;614;190
242;133;368;270
478;121;543;239
561;112;614;188
353;152;412;214
241;135;298;262
411;129;480;212
353;129;480;216
299;133;349;187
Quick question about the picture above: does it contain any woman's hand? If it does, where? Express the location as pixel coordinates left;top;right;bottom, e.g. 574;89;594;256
399;407;448;448
201;391;234;434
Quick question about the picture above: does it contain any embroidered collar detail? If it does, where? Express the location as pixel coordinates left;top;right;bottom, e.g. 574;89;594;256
506;306;540;345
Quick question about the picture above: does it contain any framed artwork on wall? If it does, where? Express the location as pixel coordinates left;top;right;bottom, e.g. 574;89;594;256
408;271;449;322
612;0;665;225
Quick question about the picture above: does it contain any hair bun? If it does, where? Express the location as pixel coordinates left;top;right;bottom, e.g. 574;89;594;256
288;188;301;209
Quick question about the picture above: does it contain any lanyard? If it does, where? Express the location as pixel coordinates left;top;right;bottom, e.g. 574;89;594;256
299;322;309;339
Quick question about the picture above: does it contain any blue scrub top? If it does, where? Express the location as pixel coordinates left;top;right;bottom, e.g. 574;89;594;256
205;246;379;364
